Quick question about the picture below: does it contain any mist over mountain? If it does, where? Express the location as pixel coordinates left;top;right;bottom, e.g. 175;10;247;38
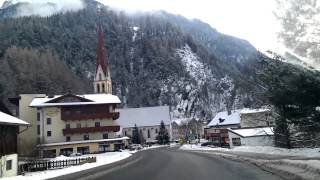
0;0;318;120
0;0;85;17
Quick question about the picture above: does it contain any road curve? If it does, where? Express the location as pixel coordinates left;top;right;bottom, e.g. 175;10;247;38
62;146;282;180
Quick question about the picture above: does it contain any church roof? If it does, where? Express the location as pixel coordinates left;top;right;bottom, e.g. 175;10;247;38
117;106;171;128
96;20;108;76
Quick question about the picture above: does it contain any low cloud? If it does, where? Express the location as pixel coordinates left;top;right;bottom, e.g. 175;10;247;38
3;0;85;17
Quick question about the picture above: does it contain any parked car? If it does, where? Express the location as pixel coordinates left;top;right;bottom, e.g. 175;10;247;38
69;152;82;157
201;141;217;147
129;144;143;150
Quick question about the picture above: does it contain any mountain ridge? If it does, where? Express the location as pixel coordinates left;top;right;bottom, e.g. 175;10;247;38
0;0;317;120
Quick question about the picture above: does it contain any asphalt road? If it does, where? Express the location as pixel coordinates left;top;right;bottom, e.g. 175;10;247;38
54;147;283;180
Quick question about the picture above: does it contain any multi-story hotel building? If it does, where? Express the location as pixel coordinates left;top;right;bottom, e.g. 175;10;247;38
10;18;128;157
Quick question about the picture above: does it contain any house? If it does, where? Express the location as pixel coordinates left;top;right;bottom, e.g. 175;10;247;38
0;111;29;177
228;127;274;148
171;118;205;142
204;108;274;147
240;108;274;128
8;19;129;158
117;106;171;144
204;110;241;146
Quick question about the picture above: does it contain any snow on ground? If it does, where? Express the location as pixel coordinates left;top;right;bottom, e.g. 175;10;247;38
2;151;132;180
132;26;139;42
176;45;214;86
180;144;320;158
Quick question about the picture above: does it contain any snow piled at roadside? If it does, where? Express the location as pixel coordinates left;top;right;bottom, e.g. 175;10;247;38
2;151;132;180
180;144;320;158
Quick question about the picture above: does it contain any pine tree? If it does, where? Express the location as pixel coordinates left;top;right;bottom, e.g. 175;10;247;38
156;121;170;144
132;124;141;144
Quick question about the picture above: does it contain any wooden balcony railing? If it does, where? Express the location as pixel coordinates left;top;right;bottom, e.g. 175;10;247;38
63;125;120;135
61;112;119;121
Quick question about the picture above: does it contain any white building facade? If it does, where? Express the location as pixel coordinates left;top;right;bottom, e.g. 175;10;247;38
117;106;171;143
228;127;274;148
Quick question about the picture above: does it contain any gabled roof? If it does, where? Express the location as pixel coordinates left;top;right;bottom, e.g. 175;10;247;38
117;106;170;128
30;94;121;107
240;108;270;114
228;127;274;138
45;93;93;103
207;110;240;127
0;111;29;126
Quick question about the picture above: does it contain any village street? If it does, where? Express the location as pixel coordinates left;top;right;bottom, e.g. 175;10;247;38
52;146;282;180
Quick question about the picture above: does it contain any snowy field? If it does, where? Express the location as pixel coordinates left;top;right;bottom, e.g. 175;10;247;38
180;144;320;158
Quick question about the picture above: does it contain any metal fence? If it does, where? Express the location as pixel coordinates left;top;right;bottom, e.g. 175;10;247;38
19;157;96;173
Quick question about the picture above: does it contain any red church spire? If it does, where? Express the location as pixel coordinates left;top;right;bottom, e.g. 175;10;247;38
96;15;108;76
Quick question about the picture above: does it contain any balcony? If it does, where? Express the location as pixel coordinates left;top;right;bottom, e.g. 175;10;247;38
61;112;119;121
63;125;120;135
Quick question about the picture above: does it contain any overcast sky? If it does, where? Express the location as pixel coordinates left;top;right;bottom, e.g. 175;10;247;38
0;0;281;51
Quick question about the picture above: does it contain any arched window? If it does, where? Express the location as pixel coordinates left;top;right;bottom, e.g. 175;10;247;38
102;83;105;92
147;129;150;138
99;73;102;81
97;84;100;93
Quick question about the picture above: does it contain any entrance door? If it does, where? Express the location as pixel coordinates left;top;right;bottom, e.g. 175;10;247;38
77;146;90;155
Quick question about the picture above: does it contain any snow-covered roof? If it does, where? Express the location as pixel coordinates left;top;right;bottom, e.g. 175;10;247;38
207;110;240;127
240;108;270;114
228;127;274;138
172;118;191;126
0;111;29;126
38;137;130;147
30;94;121;107
117;106;170;128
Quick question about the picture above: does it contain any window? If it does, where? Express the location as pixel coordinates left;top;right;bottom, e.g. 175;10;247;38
124;131;127;136
47;131;52;137
103;133;108;139
47;118;52;125
99;74;102;81
66;124;70;129
102;83;105;92
97;84;100;93
37;125;40;135
37;112;40;121
6;160;12;171
232;138;241;146
155;129;158;133
76;123;81;128
66;136;71;142
147;129;150;138
84;134;89;140
95;122;100;127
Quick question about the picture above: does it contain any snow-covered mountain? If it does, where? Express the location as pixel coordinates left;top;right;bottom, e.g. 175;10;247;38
0;0;316;120
0;0;85;17
274;0;320;72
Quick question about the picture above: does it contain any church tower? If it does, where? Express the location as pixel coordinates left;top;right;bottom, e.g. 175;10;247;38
93;18;112;94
